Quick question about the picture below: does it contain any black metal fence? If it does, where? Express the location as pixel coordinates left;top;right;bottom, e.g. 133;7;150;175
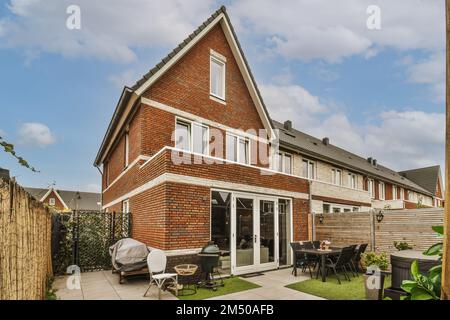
52;211;132;274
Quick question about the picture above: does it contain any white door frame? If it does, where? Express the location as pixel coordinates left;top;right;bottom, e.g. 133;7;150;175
231;192;280;275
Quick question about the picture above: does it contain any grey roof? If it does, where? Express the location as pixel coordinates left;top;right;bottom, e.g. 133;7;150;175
273;120;434;196
24;187;102;211
399;165;441;195
95;5;273;166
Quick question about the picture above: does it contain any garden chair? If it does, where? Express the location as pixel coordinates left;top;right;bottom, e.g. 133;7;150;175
291;242;315;278
312;241;321;249
351;243;368;274
143;249;178;299
321;246;355;284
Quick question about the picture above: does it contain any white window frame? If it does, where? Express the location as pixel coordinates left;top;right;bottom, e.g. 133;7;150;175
175;119;191;151
124;132;129;168
302;159;315;179
226;133;250;165
49;198;56;206
331;168;342;186
210;55;226;101
122;199;130;213
368;179;375;199
393;185;398;200
399;187;404;200
175;117;209;155
274;151;292;174
379;182;385;200
348;173;357;189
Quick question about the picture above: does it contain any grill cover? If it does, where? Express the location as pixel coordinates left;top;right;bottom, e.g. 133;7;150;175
109;238;149;272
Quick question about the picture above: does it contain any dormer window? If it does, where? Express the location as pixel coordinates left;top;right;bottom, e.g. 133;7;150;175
210;52;226;101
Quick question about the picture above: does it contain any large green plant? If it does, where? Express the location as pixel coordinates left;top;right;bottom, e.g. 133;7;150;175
401;226;443;300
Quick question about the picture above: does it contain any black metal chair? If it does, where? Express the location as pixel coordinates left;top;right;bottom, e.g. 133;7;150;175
352;243;368;274
321;246;355;284
312;241;321;249
290;242;315;278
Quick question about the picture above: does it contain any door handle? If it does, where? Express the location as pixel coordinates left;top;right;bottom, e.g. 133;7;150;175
254;234;257;243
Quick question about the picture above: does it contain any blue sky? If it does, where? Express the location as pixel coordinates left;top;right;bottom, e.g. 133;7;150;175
0;0;445;192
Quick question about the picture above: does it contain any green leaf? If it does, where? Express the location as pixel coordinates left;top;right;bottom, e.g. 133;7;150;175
410;287;434;300
411;260;420;280
423;243;443;256
401;280;416;293
432;226;444;236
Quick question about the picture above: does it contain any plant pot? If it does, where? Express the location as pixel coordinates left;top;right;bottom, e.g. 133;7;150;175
364;273;385;300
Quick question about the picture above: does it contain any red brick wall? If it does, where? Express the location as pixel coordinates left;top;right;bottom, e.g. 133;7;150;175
130;181;309;250
143;24;266;133
435;177;442;198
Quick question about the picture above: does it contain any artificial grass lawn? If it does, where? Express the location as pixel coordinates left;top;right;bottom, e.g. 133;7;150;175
178;277;260;300
286;274;391;300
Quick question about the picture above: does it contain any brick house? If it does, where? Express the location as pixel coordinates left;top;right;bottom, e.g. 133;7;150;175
95;6;443;274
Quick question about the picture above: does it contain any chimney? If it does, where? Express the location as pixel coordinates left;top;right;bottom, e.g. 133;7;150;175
322;137;329;145
367;157;373;164
373;159;377;166
0;168;10;180
283;120;292;131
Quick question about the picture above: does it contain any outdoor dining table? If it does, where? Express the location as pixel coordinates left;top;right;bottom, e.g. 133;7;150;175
294;247;342;282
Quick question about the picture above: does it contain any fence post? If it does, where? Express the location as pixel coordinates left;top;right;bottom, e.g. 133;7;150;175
369;210;376;251
311;212;316;241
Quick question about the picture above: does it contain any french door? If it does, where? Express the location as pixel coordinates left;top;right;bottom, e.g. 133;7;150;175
231;194;278;274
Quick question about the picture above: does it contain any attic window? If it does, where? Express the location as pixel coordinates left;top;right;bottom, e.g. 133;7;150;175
49;198;56;206
210;54;226;101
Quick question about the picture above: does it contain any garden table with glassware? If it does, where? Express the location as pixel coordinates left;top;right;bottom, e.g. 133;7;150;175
294;247;342;282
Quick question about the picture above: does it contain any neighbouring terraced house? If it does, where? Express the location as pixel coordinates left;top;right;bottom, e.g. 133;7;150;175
94;6;444;275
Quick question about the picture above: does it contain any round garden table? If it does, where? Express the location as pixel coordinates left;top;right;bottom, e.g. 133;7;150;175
174;264;198;296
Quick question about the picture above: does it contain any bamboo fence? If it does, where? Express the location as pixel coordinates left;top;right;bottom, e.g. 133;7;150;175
0;179;53;300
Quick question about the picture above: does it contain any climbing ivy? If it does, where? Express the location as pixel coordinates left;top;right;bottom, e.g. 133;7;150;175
0;136;39;172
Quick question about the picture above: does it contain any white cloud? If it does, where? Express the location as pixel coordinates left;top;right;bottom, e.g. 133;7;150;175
230;0;445;63
18;122;56;147
108;69;139;88
406;52;445;102
261;83;445;171
0;0;215;62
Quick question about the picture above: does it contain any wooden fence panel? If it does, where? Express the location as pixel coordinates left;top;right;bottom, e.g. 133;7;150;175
314;208;444;256
0;179;52;300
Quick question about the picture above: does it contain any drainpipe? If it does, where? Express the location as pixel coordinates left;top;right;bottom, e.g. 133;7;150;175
308;180;314;241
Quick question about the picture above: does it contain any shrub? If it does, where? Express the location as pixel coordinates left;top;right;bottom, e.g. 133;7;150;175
361;251;389;271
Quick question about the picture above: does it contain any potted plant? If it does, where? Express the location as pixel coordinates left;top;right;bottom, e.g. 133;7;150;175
361;251;389;300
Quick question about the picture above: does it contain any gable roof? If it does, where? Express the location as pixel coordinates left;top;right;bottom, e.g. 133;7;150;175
273;120;434;196
94;6;274;166
24;187;102;211
399;165;442;196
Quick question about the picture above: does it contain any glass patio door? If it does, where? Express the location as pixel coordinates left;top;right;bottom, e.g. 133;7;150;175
232;194;279;274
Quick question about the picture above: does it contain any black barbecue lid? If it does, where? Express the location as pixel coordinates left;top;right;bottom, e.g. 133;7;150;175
201;241;220;254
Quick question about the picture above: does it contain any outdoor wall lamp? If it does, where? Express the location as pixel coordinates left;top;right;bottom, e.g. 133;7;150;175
318;213;324;224
376;210;384;223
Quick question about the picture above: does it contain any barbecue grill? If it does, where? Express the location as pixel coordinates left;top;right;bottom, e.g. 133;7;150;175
197;241;224;290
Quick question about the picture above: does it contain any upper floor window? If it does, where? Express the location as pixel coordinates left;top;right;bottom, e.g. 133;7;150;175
392;185;398;200
368;179;375;199
49;198;56;206
175;118;209;155
331;168;342;185
124;132;129;168
348;173;357;189
175;120;191;151
379;182;385;200
210;55;225;100
302;159;315;179
226;133;249;164
274;151;292;174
